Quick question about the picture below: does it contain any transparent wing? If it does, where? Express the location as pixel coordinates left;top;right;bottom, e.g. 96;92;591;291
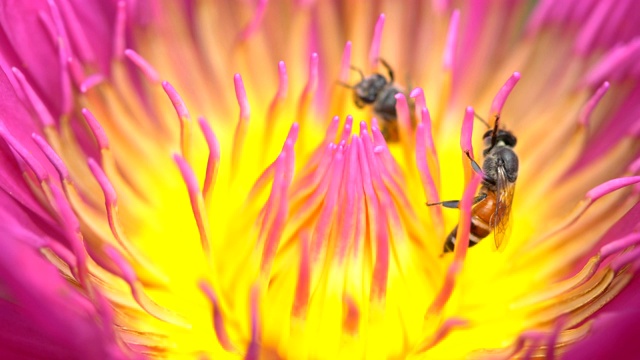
491;165;515;251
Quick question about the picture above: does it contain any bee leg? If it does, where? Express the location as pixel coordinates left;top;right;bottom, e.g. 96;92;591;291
465;150;484;176
426;193;487;209
427;200;462;208
474;193;487;204
337;81;353;89
377;57;394;82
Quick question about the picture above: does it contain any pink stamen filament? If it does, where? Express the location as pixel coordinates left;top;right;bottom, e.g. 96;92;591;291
198;117;221;200
80;74;106;93
427;175;482;315
47;1;71;60
342;295;360;335
49;184;89;288
238;0;268;41
46;0;74;114
310;147;345;262
443;10;460;72
292;232;311;318
583;39;640;87
335;138;360;263
295;53;319;137
416;121;444;234
454;174;483;262
232;73;250;181
489;72;521;118
259;152;289;278
82;108;110;150
414;318;468;353
340;115;354;143
103;245;190;328
56;0;96;62
460;106;475;156
87;157;169;286
162;81;193;163
11;68;55;126
262;61;288;163
460;106;480;183
527;176;640;249
66;56;86;89
339;41;352;82
125;49;160;83
256;125;298;241
601;233;640;258
0;128;49;183
578;81;610;127
199;280;237;353
357;133;390;302
174;154;212;263
368;14;385;68
246;285;261;360
37;11;58;51
113;1;127;59
394;93;414;164
611;245;640;272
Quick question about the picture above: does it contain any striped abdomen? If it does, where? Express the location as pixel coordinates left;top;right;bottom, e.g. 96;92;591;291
442;191;497;253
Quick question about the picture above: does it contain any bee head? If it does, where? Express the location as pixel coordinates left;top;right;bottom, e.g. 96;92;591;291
482;129;517;155
353;74;388;106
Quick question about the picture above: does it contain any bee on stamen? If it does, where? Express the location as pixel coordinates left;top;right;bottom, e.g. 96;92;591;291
340;58;405;142
428;115;518;253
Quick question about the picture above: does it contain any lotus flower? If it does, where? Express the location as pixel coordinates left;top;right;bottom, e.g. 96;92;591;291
1;0;640;359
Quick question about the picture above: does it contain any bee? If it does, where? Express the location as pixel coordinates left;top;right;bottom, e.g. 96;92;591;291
427;115;518;253
340;58;404;142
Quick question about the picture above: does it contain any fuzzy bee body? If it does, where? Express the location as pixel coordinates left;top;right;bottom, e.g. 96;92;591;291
344;59;403;142
431;123;518;253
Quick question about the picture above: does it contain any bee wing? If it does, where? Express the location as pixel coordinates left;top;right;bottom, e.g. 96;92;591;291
491;165;515;251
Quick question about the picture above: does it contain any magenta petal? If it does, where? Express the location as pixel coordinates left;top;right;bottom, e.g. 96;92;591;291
564;309;640;360
0;0;63;110
0;0;117;116
0;219;125;359
0;185;127;358
0;300;73;360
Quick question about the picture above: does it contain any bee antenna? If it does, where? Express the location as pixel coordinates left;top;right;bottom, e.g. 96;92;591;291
473;112;490;129
349;65;365;81
376;57;394;83
337;81;354;89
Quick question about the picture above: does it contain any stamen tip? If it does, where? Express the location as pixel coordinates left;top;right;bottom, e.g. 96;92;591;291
339;41;353;81
368;14;386;67
586;176;640;201
124;48;160;83
490;72;521;116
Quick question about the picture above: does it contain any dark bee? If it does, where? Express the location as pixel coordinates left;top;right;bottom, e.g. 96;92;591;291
428;116;518;253
341;59;403;142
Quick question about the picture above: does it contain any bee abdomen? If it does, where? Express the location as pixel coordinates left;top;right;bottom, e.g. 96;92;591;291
470;215;492;239
443;228;456;253
442;216;491;253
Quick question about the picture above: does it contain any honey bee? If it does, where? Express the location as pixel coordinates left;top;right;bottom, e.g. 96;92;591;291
427;115;518;253
340;58;404;142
